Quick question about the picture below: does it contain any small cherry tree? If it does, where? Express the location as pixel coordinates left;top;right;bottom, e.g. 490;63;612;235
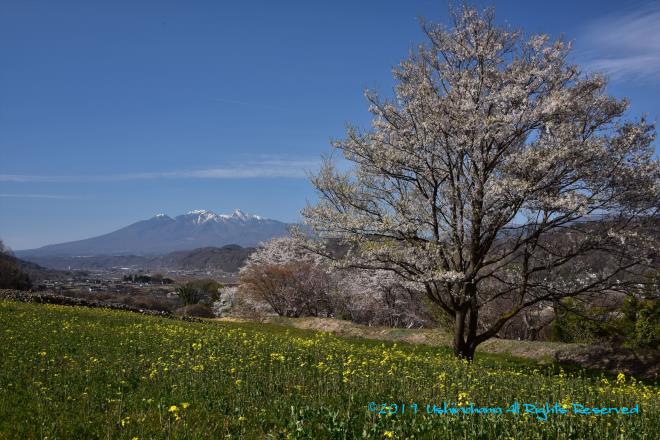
239;237;333;317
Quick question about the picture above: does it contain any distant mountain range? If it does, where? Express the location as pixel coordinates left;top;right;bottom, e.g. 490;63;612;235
16;209;292;258
22;245;255;273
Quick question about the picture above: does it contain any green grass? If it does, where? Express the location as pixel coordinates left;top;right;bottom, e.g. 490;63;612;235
224;315;588;364
1;301;658;439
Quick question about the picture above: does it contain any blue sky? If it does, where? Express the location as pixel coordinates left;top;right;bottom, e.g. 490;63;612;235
1;0;659;250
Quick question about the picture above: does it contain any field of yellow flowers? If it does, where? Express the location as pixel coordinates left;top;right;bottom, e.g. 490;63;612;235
0;300;658;439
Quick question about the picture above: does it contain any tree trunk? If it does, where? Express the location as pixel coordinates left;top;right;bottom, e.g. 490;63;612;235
454;342;477;361
452;306;479;361
452;309;467;358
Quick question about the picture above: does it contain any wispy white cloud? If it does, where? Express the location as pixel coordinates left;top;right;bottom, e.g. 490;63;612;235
578;3;660;82
0;193;86;199
0;159;320;183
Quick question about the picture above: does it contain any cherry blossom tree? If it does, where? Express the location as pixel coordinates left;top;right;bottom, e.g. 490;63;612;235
239;237;333;317
333;268;435;328
302;6;659;359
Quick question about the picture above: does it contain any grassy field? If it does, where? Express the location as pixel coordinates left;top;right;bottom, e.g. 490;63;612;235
223;315;585;363
1;300;658;439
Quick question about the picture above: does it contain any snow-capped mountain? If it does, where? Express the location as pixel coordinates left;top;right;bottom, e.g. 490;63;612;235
177;209;263;224
16;209;292;257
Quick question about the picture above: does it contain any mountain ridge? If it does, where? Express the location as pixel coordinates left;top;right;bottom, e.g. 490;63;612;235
16;209;292;258
21;245;255;272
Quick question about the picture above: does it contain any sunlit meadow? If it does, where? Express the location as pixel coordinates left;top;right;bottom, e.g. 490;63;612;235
0;301;658;439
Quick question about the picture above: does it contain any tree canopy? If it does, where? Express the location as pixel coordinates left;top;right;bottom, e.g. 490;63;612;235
303;6;659;359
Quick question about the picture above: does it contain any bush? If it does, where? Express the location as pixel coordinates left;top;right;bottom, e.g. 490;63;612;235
186;279;223;300
176;285;203;305
620;297;659;349
175;280;223;305
550;298;610;344
551;296;660;349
